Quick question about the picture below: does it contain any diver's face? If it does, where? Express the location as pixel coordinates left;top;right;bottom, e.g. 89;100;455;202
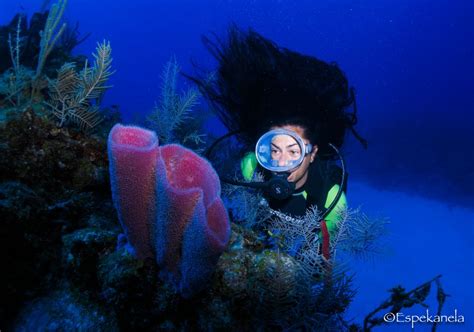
271;125;318;190
270;134;302;167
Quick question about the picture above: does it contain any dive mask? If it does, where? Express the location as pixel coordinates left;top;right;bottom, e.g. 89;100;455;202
251;129;313;199
255;129;313;173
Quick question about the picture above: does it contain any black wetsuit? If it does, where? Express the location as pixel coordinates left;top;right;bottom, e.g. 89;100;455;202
267;157;347;218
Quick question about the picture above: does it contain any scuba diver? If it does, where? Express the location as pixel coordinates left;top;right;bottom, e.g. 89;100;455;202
188;26;367;254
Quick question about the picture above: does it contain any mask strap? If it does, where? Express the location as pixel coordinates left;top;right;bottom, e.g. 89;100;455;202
204;130;241;158
348;87;368;149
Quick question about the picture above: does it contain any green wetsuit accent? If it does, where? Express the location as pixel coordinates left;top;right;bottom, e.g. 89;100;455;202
323;184;347;236
302;191;308;200
240;152;258;181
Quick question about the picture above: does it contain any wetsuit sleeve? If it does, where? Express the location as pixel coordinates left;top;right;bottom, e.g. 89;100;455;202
323;184;347;236
240;152;257;181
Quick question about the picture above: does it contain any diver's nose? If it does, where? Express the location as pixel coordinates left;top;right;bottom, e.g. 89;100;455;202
278;157;288;167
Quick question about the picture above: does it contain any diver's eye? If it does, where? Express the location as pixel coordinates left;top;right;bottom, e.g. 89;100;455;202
289;150;300;156
271;149;280;155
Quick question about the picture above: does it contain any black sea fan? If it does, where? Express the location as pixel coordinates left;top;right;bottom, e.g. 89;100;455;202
146;56;205;149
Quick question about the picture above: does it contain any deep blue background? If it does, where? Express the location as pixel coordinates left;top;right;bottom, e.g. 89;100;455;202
2;0;473;329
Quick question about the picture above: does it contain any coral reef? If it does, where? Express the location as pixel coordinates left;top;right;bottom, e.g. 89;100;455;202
0;101;395;331
0;108;110;200
13;289;119;331
0;1;112;132
0;108;119;327
62;227;119;290
0;4;118;320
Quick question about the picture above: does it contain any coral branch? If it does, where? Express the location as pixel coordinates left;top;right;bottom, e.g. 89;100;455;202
147;56;203;147
34;0;67;80
45;40;114;131
8;15;22;72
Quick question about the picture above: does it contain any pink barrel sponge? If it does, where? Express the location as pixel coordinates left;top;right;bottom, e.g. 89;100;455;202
108;124;159;259
108;124;230;297
155;144;230;297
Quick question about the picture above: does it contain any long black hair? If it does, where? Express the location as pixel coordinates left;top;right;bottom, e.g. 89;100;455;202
187;25;367;158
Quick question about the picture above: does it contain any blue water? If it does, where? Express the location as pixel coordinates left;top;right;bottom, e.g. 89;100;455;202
2;0;473;330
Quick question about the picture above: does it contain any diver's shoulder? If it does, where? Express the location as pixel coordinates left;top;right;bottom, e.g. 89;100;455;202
309;158;347;192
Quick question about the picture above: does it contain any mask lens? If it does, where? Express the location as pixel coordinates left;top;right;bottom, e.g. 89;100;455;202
255;129;306;172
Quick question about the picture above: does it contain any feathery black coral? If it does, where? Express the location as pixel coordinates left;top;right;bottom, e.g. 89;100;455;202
45;40;114;130
147;56;203;146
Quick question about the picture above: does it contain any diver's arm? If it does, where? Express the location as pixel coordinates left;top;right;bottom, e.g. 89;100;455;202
323;184;347;236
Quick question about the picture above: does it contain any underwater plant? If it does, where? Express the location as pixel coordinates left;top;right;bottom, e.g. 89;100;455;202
146;56;205;149
221;173;270;229
265;206;328;280
2;0;69;100
33;0;67;85
0;0;112;132
0;66;34;111
330;207;389;261
44;40;114;131
0;16;34;109
261;202;389;279
249;249;309;327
